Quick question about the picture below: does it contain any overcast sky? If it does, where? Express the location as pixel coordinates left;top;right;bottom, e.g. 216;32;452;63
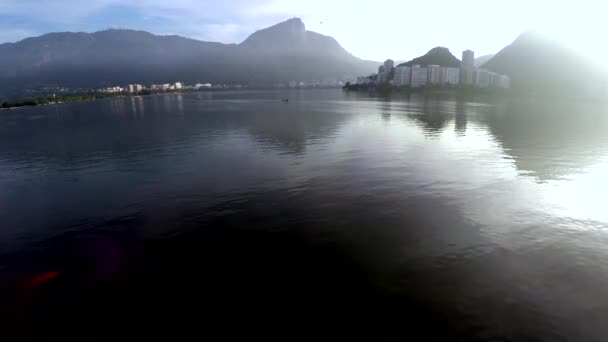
1;0;607;63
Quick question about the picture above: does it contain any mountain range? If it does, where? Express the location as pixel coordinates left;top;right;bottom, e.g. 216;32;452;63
1;19;606;98
0;18;377;97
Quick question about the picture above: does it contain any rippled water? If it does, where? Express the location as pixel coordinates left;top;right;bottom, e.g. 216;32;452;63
2;90;608;341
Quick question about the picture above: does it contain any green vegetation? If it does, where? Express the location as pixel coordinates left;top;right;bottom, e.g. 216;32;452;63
397;47;461;68
0;93;125;110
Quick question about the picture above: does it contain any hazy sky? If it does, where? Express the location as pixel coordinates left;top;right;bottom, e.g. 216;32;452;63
1;0;606;63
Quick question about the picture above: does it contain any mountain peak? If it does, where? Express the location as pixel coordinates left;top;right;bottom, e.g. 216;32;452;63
398;46;461;67
240;18;308;49
278;17;306;32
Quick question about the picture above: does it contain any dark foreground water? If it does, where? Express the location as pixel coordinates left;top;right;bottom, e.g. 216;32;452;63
1;90;608;341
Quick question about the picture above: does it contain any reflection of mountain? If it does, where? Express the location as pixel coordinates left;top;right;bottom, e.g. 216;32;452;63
479;100;608;181
0;91;349;164
243;103;348;155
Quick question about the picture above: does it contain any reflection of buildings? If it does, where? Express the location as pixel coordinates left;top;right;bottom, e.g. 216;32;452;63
454;102;467;136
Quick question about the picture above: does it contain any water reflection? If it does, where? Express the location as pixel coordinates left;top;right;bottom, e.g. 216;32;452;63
2;90;608;341
480;99;608;181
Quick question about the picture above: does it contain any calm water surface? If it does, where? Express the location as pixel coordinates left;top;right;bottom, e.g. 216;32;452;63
2;90;608;341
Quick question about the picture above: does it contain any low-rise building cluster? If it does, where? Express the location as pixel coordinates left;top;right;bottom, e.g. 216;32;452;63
96;82;241;94
356;50;510;89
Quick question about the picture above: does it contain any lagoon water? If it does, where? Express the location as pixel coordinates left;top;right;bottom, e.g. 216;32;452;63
2;89;608;341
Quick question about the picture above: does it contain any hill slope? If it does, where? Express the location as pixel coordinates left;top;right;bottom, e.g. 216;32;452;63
397;47;461;68
481;32;607;95
0;18;378;97
474;54;494;67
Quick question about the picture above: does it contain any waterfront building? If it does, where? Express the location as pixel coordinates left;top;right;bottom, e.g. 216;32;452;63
393;66;411;86
499;75;511;89
384;59;395;71
442;67;460;86
410;65;428;88
460;50;475;86
462;50;474;69
474;69;491;88
427;65;442;85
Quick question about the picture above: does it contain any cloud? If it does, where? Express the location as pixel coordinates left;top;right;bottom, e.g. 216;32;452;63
0;0;284;44
1;0;608;62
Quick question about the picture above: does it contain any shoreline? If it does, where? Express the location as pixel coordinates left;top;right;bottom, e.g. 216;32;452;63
0;87;346;112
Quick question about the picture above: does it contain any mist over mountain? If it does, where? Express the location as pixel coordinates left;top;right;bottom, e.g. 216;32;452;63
397;47;461;68
482;32;607;95
474;54;494;67
0;18;378;97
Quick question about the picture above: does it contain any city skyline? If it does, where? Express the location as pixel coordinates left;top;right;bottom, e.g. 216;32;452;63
1;0;607;65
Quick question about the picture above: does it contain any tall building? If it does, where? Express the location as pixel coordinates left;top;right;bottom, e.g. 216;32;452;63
410;65;428;88
377;60;395;84
394;66;411;86
377;65;386;83
427;65;442;85
460;50;475;86
384;59;395;71
462;50;474;69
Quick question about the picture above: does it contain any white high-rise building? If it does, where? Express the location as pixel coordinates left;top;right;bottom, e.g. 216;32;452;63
499;75;511;89
442;67;460;86
474;69;491;88
489;72;502;89
462;50;475;69
410;65;428;88
393;66;411;86
427;65;442;85
460;50;476;86
377;59;395;84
